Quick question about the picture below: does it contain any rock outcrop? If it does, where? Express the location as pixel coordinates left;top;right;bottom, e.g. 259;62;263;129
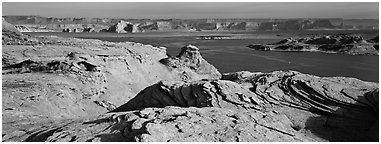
159;44;222;81
111;79;258;112
111;70;379;141
247;35;379;55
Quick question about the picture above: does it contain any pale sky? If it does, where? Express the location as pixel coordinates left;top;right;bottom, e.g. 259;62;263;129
2;2;379;19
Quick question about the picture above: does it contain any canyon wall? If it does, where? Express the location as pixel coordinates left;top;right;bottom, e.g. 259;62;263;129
3;16;378;33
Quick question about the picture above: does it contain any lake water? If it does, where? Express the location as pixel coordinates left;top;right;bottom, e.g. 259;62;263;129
27;31;379;82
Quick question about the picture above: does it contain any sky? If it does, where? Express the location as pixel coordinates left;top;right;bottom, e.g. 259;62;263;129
2;2;379;19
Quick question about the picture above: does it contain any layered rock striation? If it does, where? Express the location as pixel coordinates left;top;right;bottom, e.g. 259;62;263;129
9;71;378;142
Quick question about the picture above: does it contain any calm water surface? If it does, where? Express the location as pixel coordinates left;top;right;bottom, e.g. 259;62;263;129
27;32;379;82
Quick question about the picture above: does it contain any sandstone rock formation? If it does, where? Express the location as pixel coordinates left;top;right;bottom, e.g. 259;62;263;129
107;20;143;33
111;70;379;141
111;79;258;112
247;35;379;55
2;20;379;142
4;70;377;142
2;22;223;142
2;21;184;141
24;106;315;142
159;44;222;81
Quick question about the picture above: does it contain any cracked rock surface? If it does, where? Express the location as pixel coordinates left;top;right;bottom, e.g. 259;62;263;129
28;107;314;142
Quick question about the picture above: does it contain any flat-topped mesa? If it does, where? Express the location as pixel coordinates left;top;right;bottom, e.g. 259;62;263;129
107;20;143;33
160;44;221;81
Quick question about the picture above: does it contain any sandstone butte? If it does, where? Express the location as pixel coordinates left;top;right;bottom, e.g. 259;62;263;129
2;19;379;142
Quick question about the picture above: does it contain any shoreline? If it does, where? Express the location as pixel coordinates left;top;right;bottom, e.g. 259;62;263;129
23;32;378;82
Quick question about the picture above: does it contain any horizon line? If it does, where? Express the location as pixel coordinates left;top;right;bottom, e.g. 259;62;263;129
2;15;379;20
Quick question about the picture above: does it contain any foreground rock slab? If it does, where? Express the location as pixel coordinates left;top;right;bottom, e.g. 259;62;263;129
21;107;315;142
110;70;379;141
4;70;377;142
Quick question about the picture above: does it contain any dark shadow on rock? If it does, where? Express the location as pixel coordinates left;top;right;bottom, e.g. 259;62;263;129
305;90;379;142
95;133;129;142
223;70;379;142
109;79;259;113
83;114;151;142
24;128;63;142
109;81;198;112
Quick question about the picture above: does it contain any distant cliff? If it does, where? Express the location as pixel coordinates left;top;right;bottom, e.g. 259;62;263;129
2;16;379;32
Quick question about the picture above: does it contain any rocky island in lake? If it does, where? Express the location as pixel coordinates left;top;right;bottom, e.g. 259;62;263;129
247;35;379;55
